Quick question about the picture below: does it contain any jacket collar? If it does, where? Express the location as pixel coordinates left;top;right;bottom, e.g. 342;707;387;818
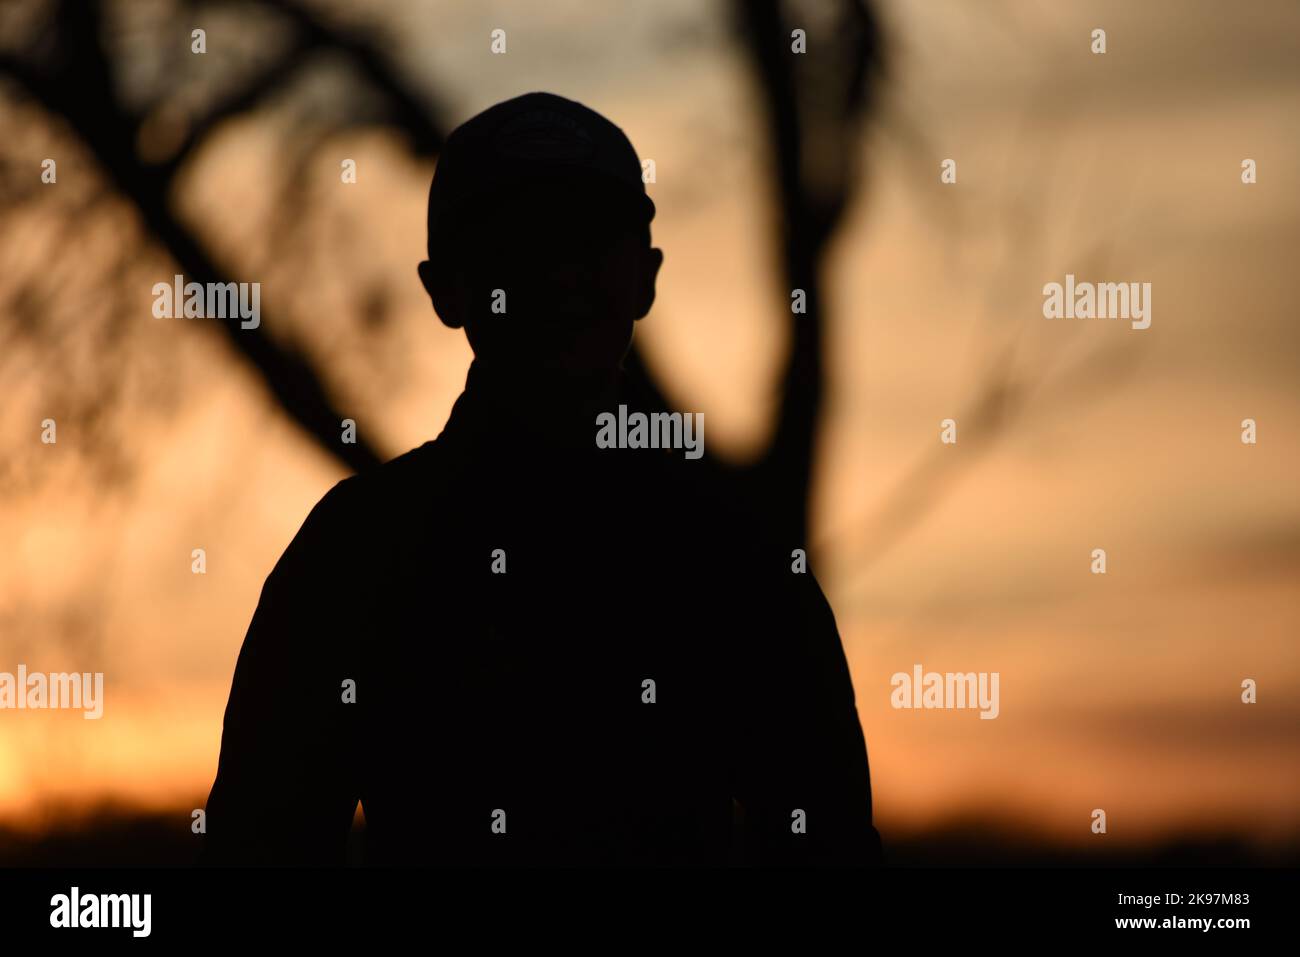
437;359;633;457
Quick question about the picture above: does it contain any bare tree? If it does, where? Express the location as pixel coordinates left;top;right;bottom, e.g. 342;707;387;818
0;0;885;548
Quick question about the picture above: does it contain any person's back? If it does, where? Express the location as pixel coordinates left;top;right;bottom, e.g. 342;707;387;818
204;92;882;866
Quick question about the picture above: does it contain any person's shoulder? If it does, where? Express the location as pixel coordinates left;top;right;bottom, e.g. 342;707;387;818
282;442;449;546
336;439;443;494
308;439;449;527
649;456;762;542
654;459;834;599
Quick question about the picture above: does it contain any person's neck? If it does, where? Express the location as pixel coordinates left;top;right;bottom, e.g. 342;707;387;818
463;358;622;449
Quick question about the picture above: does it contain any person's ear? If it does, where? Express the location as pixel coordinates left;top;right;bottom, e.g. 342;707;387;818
418;259;466;329
633;246;663;321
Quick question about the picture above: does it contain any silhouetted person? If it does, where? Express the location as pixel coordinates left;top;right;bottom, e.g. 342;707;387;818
204;92;882;866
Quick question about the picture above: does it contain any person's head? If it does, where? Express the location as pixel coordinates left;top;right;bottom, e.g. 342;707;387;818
418;93;663;378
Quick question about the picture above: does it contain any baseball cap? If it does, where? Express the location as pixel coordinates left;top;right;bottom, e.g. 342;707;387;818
426;92;656;253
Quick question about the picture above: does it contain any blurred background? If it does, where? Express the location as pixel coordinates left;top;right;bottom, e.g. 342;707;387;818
0;0;1297;865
